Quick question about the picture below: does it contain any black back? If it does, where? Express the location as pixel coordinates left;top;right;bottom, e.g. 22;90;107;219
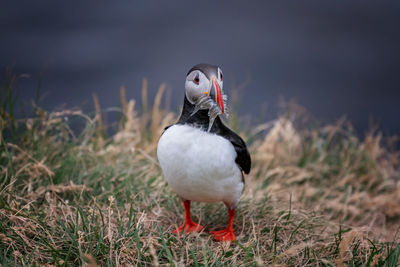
164;96;251;174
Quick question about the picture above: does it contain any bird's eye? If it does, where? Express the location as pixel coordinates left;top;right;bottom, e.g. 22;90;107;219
220;72;223;81
193;74;200;85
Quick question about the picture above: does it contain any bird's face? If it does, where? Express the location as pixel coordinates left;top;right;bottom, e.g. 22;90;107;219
185;64;225;114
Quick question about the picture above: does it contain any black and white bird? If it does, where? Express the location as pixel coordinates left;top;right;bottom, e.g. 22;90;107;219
157;64;251;241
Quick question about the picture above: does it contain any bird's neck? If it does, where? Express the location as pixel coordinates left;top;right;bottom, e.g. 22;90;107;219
177;95;222;131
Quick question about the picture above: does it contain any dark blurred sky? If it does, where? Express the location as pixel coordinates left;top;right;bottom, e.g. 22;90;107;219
1;1;400;134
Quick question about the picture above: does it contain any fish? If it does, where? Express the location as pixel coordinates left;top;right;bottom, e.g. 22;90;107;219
191;94;228;132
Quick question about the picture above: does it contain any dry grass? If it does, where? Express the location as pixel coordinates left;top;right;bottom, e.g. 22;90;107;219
0;81;399;266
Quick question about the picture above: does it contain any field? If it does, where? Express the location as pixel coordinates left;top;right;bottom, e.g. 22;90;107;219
1;80;400;266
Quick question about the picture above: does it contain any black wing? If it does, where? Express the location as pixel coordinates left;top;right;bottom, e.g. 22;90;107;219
225;128;251;174
215;121;251;174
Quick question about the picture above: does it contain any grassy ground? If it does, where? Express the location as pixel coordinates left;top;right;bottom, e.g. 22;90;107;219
1;81;400;266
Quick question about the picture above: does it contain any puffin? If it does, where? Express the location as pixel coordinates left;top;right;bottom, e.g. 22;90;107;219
157;63;251;242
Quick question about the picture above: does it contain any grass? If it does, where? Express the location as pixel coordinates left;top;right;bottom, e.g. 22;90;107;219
0;79;399;266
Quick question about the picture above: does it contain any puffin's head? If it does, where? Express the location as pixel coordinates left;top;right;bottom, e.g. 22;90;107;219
185;63;225;114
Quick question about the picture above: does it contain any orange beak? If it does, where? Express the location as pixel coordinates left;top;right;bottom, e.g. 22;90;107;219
211;78;224;114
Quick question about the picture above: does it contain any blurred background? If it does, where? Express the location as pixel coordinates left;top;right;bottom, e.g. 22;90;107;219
1;1;400;134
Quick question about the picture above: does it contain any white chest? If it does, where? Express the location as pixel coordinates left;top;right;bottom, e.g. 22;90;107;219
157;124;244;207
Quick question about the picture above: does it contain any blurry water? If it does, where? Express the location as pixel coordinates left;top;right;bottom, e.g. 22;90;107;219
1;1;400;134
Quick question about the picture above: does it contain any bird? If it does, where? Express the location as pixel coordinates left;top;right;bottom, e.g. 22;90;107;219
157;63;251;242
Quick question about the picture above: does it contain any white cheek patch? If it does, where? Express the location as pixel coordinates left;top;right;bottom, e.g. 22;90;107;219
217;68;224;90
185;71;210;104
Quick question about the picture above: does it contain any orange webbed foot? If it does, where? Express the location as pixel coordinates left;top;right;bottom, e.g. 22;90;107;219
173;222;204;234
210;228;236;242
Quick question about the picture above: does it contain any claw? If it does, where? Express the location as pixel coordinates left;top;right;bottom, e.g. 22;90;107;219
210;228;236;242
173;222;204;234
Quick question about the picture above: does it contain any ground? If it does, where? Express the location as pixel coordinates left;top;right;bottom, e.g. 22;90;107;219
0;84;399;266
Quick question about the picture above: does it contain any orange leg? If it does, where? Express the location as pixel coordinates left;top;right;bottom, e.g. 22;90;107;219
173;200;204;234
210;208;236;242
